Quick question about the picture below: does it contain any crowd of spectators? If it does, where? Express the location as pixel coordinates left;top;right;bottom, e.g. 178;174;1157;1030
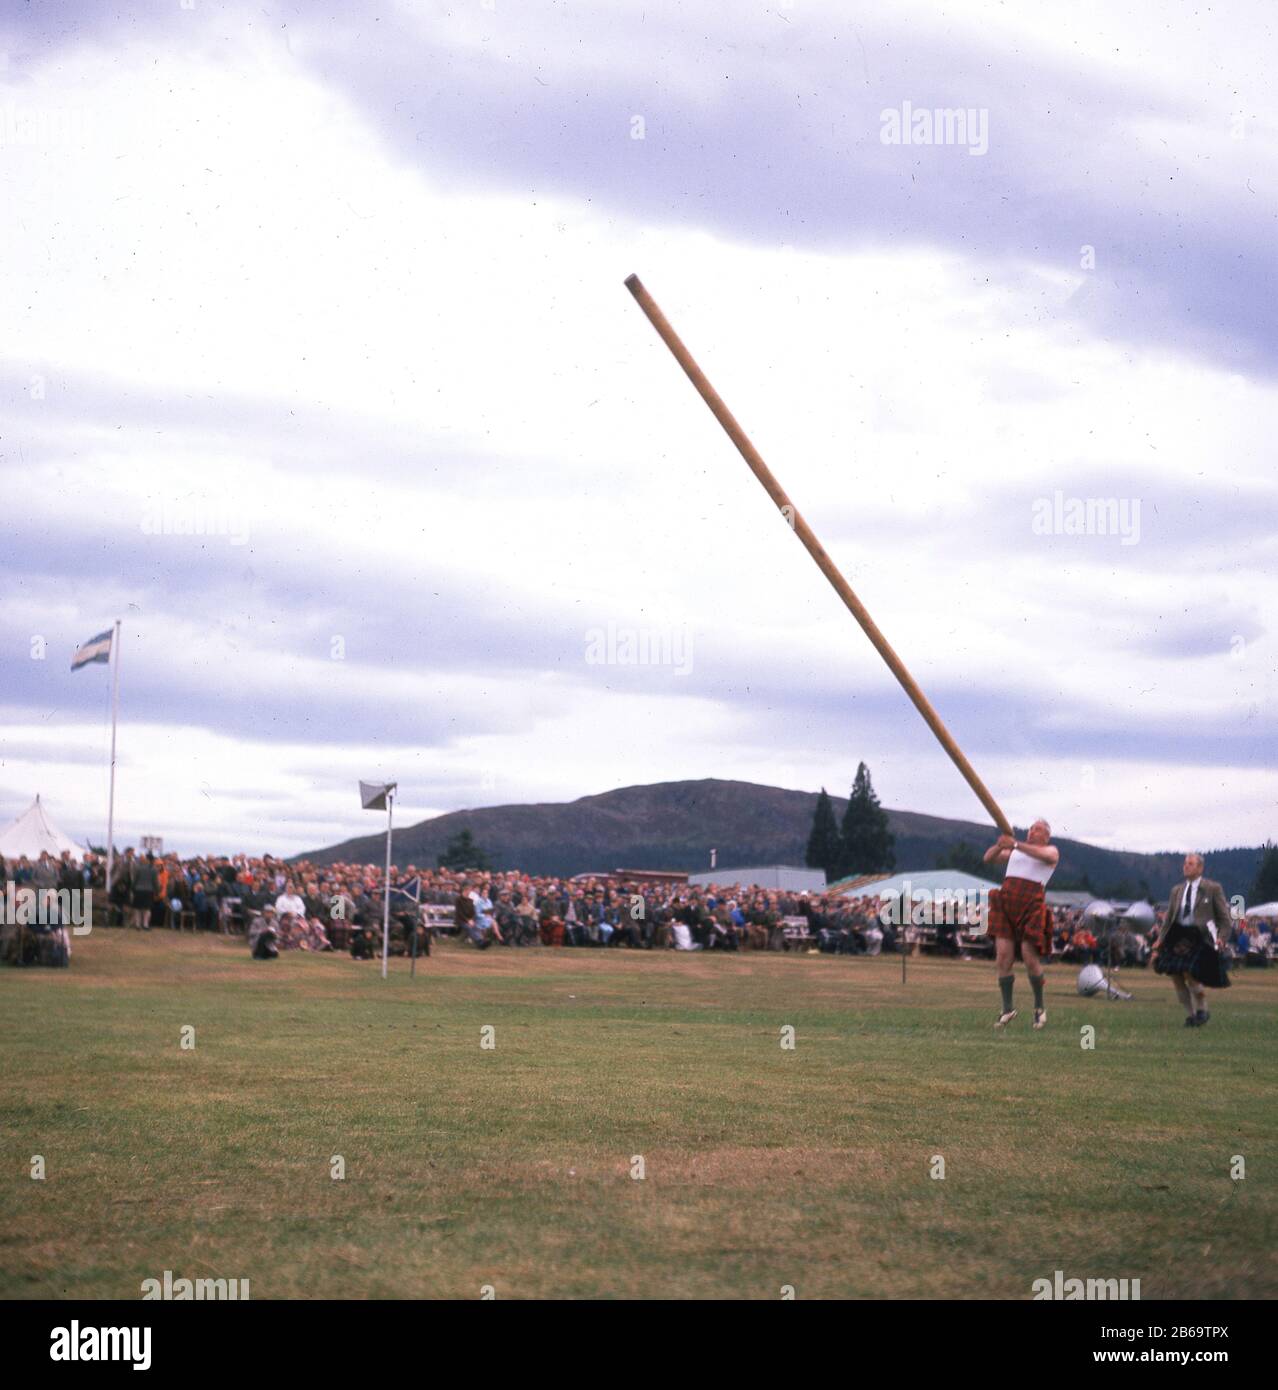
445;869;901;954
0;846;88;965
1048;904;1274;969
3;847;1274;970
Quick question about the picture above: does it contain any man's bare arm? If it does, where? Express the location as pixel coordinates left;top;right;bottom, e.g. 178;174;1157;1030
1011;841;1060;866
984;835;1014;864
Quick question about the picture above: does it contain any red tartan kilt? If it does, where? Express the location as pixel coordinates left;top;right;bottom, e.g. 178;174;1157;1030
989;878;1050;953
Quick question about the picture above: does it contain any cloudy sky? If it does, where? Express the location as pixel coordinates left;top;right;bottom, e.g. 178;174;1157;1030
1;0;1274;859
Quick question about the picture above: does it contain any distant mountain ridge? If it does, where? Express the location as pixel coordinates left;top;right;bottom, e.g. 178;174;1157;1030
292;778;1265;902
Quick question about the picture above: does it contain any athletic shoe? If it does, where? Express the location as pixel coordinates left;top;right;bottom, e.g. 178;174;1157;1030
1183;1015;1199;1027
995;1009;1018;1030
1195;1009;1210;1027
1033;1008;1047;1030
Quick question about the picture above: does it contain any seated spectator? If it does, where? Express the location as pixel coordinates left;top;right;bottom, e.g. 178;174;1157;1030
277;913;307;949
454;883;476;933
743;903;771;951
304;916;332;952
1242;921;1270;967
495;892;525;946
706;905;739;951
464;885;503;949
248;905;279;959
670;919;703;951
517;888;540;945
191;879;216;932
275;881;307;921
539;902;566;946
563;894;587;947
595;897;617;946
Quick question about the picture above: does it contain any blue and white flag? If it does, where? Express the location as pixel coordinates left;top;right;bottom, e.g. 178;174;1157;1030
390;875;421;905
71;629;113;671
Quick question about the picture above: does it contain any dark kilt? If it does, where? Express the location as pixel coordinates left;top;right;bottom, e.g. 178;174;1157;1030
1154;922;1231;989
130;888;154;911
989;877;1049;959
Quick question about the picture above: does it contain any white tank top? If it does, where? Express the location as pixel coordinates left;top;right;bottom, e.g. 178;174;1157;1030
1006;847;1054;886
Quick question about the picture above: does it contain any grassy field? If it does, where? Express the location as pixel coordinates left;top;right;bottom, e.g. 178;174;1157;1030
2;929;1274;1300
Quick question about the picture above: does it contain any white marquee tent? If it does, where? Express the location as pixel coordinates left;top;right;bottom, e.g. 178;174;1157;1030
0;796;84;861
835;869;995;900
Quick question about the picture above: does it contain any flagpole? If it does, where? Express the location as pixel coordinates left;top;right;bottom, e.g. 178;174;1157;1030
901;894;908;985
409;874;419;979
105;619;121;900
381;789;394;979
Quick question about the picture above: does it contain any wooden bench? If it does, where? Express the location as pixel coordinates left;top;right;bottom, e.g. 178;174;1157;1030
780;916;814;951
218;897;246;935
423;903;458;937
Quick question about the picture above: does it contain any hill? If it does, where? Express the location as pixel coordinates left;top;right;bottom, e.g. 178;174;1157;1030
293;778;1265;901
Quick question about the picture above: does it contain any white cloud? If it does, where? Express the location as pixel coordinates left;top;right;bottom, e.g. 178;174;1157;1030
1;9;1273;858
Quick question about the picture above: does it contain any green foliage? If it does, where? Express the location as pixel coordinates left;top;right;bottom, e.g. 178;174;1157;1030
804;788;841;880
1251;841;1278;905
934;840;997;882
437;828;491;872
837;762;895;878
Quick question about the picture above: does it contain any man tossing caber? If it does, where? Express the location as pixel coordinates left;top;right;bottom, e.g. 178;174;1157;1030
983;820;1059;1031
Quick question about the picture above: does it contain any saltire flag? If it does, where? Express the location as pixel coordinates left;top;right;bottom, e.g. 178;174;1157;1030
71;629;113;671
390;875;421;905
359;780;396;811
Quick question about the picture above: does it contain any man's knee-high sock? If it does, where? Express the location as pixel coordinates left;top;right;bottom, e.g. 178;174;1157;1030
1190;982;1206;1012
1029;973;1045;1010
998;975;1014;1012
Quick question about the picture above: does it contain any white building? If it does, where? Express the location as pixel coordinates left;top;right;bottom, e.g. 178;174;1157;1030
686;864;827;893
